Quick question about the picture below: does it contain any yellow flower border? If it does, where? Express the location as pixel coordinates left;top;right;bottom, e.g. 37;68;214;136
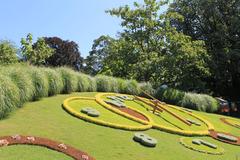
63;93;215;136
95;93;154;125
134;96;214;136
179;137;224;155
63;96;152;131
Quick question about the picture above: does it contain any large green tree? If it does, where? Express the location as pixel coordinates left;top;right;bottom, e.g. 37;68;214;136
21;33;54;65
169;0;240;98
86;0;210;91
0;40;18;64
44;37;83;70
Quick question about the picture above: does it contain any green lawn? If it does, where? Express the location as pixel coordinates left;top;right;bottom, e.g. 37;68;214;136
0;92;239;160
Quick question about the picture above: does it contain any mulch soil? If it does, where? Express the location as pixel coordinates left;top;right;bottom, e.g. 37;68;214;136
111;105;149;122
0;135;95;160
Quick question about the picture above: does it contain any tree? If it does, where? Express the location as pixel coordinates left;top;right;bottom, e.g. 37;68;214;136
84;35;114;75
21;33;54;65
0;40;18;64
44;37;83;70
86;0;210;91
169;0;240;98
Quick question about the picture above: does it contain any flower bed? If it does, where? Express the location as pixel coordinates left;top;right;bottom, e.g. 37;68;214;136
220;117;240;129
0;135;95;160
63;96;152;131
209;130;240;146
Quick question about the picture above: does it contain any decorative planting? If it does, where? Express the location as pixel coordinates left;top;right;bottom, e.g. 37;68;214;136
133;132;157;147
220;117;240;129
104;100;126;108
216;133;238;142
81;107;100;117
0;135;95;160
186;119;201;126
209;130;240;146
63;96;152;131
180;137;224;155
134;96;213;136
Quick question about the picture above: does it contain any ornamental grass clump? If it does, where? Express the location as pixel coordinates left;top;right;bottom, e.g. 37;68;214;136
96;75;112;92
139;82;155;97
57;67;78;94
76;73;90;92
86;76;97;92
181;93;219;112
0;75;20;118
29;67;49;100
124;80;141;95
155;87;185;106
4;67;34;103
41;68;64;96
116;78;128;93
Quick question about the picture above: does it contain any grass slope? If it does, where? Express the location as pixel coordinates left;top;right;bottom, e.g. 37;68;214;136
0;92;239;160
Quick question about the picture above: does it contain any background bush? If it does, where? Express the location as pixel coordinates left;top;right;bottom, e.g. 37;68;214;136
0;75;20;118
123;80;141;95
57;67;78;94
155;86;219;113
155;87;185;106
0;40;18;65
96;75;112;92
29;67;49;100
41;68;64;96
0;64;220;119
4;67;34;103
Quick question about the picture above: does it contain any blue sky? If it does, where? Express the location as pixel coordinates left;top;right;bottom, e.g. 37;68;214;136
0;0;168;57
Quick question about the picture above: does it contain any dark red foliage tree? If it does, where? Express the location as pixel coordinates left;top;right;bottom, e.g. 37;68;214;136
43;37;83;70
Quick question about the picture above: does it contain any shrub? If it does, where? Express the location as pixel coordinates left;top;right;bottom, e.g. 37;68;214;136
57;67;78;94
124;80;141;95
5;67;34;103
86;76;97;92
29;67;49;100
41;68;64;96
0;75;20;118
139;82;155;97
0;40;18;65
155;87;185;105
116;78;128;93
181;93;219;112
76;73;90;92
96;75;112;92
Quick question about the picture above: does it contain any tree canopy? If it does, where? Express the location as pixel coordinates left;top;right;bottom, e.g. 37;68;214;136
0;40;18;65
84;0;210;91
21;33;54;65
44;37;83;70
169;0;240;98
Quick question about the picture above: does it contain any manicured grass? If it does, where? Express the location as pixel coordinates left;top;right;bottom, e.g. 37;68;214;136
0;92;239;160
0;145;73;160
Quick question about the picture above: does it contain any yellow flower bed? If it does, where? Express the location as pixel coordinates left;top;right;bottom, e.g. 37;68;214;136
95;93;154;125
134;96;214;136
63;93;215;136
63;96;152;131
